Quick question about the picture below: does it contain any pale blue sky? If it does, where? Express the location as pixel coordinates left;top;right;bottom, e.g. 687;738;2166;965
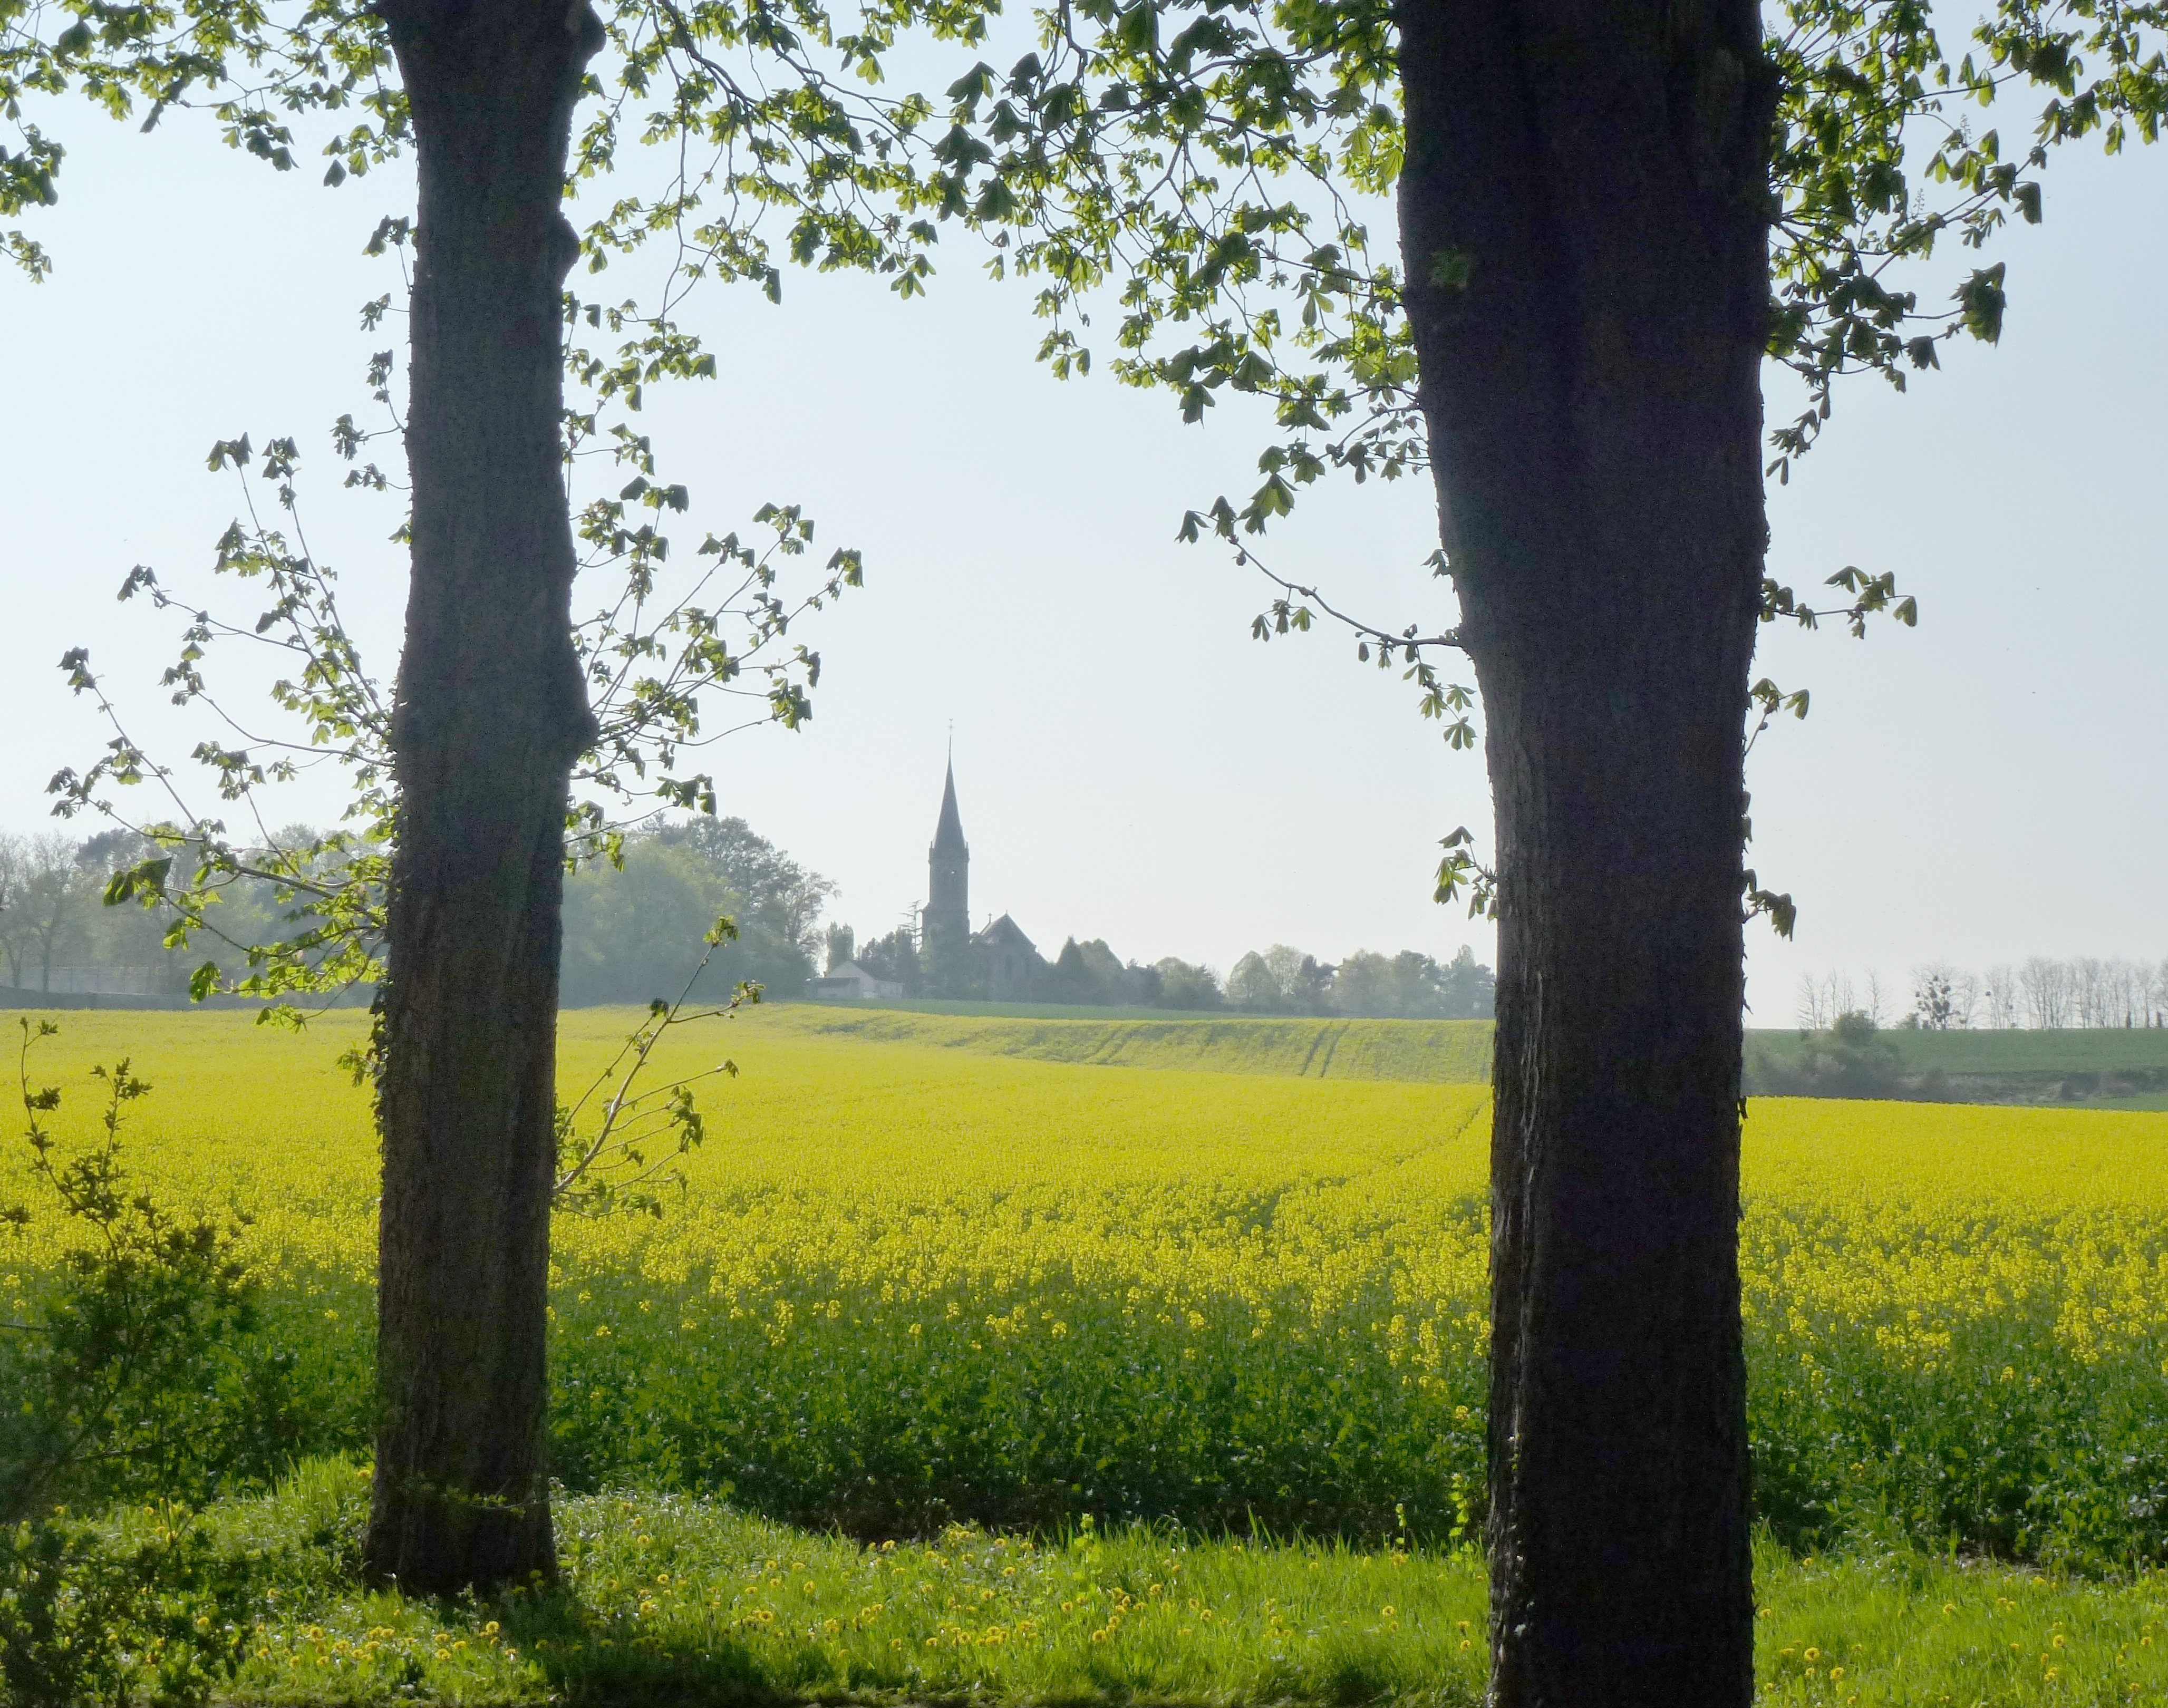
3;86;2162;1017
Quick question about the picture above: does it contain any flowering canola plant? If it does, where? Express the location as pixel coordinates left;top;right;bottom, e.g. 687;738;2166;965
7;1008;2168;1557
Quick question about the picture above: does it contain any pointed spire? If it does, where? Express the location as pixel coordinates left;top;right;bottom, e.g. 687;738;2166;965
933;758;967;855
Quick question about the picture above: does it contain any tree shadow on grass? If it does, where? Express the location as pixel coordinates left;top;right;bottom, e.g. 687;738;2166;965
490;1566;1477;1708
517;1632;1459;1708
502;1590;804;1707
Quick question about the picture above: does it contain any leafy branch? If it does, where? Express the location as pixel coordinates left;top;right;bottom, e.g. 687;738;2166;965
1190;535;1918;942
47;414;861;1023
960;0;2167;525
553;916;752;1217
1746;565;1921;756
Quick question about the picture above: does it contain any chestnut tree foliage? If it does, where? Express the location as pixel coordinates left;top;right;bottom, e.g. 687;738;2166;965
924;0;2162;790
911;4;2163;1702
50;435;859;1012
8;0;2150;964
928;0;2165;498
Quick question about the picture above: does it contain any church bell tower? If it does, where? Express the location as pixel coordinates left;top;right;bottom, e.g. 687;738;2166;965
923;760;971;989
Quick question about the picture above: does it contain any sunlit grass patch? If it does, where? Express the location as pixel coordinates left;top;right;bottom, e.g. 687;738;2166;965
168;1463;2168;1706
208;1460;1488;1706
1751;1536;2168;1704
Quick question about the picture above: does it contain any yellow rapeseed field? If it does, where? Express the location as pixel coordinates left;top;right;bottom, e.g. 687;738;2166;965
11;1003;2168;1559
8;1004;2168;1380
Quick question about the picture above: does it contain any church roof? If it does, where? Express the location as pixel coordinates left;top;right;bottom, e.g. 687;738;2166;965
931;760;968;855
975;913;1035;953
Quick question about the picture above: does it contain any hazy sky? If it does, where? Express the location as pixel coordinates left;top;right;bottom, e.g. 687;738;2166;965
3;82;2162;1025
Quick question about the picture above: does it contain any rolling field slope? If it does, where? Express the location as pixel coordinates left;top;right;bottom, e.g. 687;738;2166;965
772;1003;2168;1103
758;1004;1495;1082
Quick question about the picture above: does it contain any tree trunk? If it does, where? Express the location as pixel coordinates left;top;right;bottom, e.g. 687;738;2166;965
363;0;602;1595
1395;4;1774;1702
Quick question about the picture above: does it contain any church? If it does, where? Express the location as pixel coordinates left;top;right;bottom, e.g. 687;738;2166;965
811;759;1180;1006
920;761;1046;1001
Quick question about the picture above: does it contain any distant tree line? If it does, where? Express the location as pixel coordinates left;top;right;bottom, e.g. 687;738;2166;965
1227;944;1495;1019
830;926;1495;1019
1795;958;2168;1033
0;828;305;996
9;814;1496;1021
559;818;834;1006
0;819;835;1007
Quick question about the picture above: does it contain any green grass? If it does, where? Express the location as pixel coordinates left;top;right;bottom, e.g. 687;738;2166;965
1747;1026;2168;1076
1752;1542;2168;1705
1744;1025;2168;1107
783;1007;2168;1099
126;1460;2168;1705
761;1004;1495;1083
791;996;1250;1022
1871;1030;2168;1075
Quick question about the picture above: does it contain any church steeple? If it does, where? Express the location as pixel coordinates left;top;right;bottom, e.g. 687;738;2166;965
923;759;971;992
932;761;967;862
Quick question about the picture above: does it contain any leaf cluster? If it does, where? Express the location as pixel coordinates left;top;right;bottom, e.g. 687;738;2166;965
3;0;1021;433
921;0;2166;522
0;1510;258;1708
1766;0;2168;479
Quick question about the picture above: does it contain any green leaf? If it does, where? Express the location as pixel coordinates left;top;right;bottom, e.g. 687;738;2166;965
102;858;171;907
1956;263;2007;344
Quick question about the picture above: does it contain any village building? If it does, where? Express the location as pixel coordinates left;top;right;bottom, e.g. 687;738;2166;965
807;959;905;1001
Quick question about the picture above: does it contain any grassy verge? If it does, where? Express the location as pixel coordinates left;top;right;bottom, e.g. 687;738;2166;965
1745;1027;2168;1108
2089;1093;2168;1113
117;1460;2168;1705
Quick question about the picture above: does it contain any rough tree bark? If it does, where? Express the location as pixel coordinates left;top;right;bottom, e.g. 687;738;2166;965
363;0;603;1594
1395;4;1775;1703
